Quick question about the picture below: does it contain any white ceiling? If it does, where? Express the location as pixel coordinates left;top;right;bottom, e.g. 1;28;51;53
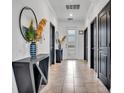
48;0;92;21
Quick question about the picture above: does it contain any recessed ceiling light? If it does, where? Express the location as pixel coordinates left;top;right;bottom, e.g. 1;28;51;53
69;13;73;17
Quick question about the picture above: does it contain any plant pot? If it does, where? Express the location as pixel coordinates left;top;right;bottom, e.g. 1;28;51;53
58;43;61;49
30;42;37;59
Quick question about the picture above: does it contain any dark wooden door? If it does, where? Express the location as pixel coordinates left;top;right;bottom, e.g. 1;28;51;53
50;23;55;65
90;18;97;72
98;2;111;90
84;28;88;61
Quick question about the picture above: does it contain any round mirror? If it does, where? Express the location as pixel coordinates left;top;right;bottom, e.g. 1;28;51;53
19;7;38;41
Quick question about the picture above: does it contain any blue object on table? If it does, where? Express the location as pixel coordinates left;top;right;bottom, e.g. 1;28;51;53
30;42;36;59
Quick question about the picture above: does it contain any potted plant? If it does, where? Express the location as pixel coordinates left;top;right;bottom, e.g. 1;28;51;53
25;18;47;59
58;35;66;49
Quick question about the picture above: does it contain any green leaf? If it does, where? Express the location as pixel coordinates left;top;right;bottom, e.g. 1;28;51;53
25;24;35;42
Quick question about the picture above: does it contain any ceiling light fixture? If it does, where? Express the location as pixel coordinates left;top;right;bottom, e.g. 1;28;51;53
69;13;73;17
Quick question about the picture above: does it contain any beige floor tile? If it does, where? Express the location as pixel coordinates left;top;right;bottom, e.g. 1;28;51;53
97;86;109;93
62;86;74;93
64;79;73;83
75;87;88;93
47;86;62;93
74;78;85;87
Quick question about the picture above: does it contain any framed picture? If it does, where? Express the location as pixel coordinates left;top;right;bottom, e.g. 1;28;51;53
55;31;59;43
79;30;84;35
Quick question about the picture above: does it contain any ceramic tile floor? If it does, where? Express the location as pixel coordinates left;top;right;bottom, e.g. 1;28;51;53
39;60;109;93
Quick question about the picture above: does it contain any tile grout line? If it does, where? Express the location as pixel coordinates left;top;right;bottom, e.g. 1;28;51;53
60;76;65;93
60;61;68;93
60;63;65;93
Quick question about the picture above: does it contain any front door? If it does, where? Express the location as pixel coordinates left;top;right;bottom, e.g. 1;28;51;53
67;30;76;59
98;2;111;90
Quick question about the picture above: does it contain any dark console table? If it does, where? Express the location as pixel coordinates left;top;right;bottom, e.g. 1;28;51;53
56;49;63;63
12;54;49;93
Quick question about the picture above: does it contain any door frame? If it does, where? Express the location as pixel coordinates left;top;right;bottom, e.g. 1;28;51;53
90;18;95;69
50;22;55;65
84;28;88;61
90;18;97;72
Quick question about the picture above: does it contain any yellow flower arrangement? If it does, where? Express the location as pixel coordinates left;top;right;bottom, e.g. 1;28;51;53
36;18;47;41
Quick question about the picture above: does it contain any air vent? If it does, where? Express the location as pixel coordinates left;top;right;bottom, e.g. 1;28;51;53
67;18;73;21
66;4;80;10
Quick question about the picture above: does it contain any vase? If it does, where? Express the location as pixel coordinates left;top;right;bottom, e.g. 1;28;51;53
58;43;61;49
30;42;37;59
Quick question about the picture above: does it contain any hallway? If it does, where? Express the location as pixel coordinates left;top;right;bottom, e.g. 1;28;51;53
39;60;109;93
12;0;111;93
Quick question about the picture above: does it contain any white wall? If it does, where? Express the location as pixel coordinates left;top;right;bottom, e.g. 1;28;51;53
57;20;84;60
84;0;110;67
12;0;58;93
12;0;58;61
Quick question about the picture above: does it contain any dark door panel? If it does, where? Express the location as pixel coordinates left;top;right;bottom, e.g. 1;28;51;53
98;2;111;90
84;28;88;61
50;23;55;65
